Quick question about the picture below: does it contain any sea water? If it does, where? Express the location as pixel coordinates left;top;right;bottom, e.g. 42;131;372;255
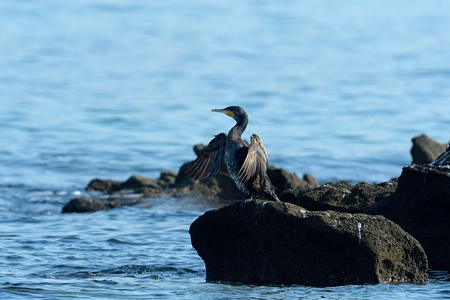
1;0;450;299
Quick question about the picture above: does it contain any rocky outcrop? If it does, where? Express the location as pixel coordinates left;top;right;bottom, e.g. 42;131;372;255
190;200;428;286
62;162;318;213
86;172;176;195
285;143;450;270
62;173;176;213
370;148;450;269
61;136;450;276
286;180;397;213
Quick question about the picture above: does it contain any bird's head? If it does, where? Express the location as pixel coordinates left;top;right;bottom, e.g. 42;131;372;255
212;106;248;125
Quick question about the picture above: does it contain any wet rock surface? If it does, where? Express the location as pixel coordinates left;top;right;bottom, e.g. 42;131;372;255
190;200;428;286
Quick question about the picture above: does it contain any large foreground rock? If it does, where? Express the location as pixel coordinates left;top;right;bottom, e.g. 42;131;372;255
190;200;428;286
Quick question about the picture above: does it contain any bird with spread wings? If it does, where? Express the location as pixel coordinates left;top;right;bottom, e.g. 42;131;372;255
186;106;280;202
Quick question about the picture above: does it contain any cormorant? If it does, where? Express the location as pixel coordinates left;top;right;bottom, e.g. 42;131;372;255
186;106;281;202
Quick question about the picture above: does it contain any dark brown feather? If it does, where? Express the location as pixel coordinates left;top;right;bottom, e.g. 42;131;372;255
186;133;228;180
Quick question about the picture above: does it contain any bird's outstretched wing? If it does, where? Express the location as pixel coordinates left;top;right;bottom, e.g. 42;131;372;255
185;133;228;180
237;134;269;183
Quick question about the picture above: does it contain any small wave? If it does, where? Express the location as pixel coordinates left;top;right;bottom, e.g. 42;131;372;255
37;264;200;281
96;264;201;277
105;238;148;246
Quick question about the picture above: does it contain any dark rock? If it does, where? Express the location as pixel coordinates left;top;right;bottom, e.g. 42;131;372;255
62;197;110;213
279;189;298;203
193;144;205;156
190;200;428;286
64;173;169;213
267;167;319;192
157;170;177;187
173;162;193;188
86;174;169;197
411;134;447;164
303;173;320;187
86;178;122;194
370;149;450;269
295;180;397;213
62;195;146;213
121;174;160;190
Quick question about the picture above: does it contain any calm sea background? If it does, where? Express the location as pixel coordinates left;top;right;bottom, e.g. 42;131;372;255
1;1;450;299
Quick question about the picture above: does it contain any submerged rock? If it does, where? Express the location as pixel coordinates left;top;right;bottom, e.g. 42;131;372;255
190;200;428;286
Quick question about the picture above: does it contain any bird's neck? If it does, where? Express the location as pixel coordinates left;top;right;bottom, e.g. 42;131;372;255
228;120;247;142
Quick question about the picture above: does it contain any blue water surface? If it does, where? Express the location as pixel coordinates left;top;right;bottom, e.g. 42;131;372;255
1;0;450;299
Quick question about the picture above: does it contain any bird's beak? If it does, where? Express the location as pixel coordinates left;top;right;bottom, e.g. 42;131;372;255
212;108;233;117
